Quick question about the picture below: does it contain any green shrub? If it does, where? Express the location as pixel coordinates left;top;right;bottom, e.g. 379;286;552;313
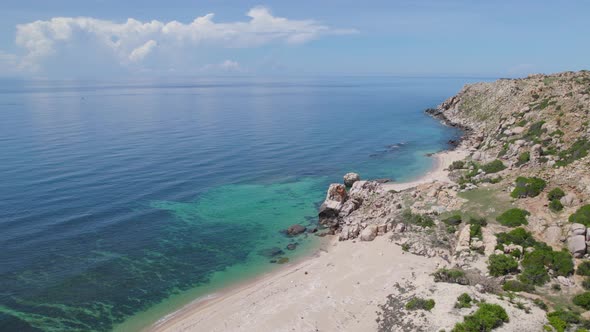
443;214;463;226
549;199;564;212
481;160;506;174
450;160;465;170
451;303;509;332
519;246;574;285
583;278;590;290
556;138;590;167
516;151;531;166
496;227;537;248
497;143;509;158
573;292;590;310
548;188;566;201
432;268;468;285
547;310;581;332
405;297;435;311
502;280;534;292
455;293;473;309
548;315;567;332
488;254;519;277
496;208;530;227
402;210;435;228
569;205;590;227
525;120;546;139
580;262;590;276
551;250;575;276
511;176;547;198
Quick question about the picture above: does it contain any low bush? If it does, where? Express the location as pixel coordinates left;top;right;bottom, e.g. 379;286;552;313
481;160;506;174
548;188;566;201
516;151;530;166
450;160;465;170
402;210;435;228
583;278;590;290
519;245;574;285
502;280;534;292
496;208;530;227
573;292;590;310
511;176;547;198
488;254;519;277
405;297;435;311
525;120;546;139
578;262;590;276
443;214;463;226
549;199;564;212
556;138;590;167
455;293;473;309
451;303;509;332
432;268;469;285
569;205;590;227
547;310;581;332
496;227;537;248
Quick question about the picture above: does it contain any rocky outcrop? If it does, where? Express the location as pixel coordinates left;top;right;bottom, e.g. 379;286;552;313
343;172;360;187
318;183;348;226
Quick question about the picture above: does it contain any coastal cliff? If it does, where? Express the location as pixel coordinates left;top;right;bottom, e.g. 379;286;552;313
316;70;590;331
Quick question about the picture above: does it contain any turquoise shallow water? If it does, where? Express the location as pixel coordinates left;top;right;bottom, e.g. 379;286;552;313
0;76;482;331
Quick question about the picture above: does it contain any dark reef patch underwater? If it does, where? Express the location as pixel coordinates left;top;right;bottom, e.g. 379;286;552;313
0;77;475;331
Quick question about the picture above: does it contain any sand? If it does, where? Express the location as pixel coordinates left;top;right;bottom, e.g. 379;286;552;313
149;236;445;332
382;148;469;191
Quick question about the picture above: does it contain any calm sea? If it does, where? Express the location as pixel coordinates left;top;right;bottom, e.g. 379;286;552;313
0;76;481;331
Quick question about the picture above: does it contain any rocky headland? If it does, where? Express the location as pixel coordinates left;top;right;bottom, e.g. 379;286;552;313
152;71;590;332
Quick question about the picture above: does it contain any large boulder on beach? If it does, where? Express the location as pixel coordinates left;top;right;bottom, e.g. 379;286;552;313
318;184;348;226
343;172;361;187
360;225;378;241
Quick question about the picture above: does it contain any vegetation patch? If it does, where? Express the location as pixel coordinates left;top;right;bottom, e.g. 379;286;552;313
480;160;506;174
547;188;566;201
524;120;546;139
515;151;530;166
450;160;465;170
451;303;509;332
455;293;473;309
519;244;574;285
496;208;530;227
502;280;534;293
556;138;590;167
488;254;519;277
496;227;537;248
573;292;590;310
402;210;435;228
405;297;435;311
432;268;468;285
549;199;564;212
569;205;590;226
511;176;546;198
443;214;463;226
578;261;590;276
546;310;582;332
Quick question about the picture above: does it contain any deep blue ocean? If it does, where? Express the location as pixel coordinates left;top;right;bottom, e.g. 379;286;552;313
0;76;479;331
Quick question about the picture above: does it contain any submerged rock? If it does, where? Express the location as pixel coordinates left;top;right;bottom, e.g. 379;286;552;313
258;247;285;258
285;224;306;236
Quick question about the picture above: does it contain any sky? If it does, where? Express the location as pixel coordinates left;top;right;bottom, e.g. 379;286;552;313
0;0;589;79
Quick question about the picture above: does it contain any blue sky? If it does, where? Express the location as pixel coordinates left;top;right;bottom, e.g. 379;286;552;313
0;0;589;78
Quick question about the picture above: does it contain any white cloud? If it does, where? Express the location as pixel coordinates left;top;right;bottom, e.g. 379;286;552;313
128;40;157;62
7;7;356;73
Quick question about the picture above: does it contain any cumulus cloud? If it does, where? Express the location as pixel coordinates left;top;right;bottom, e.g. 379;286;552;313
6;6;356;74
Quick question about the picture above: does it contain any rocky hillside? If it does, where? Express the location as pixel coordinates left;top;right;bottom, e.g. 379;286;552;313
317;70;590;331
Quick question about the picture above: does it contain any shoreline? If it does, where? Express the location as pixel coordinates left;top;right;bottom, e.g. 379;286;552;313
147;143;469;331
